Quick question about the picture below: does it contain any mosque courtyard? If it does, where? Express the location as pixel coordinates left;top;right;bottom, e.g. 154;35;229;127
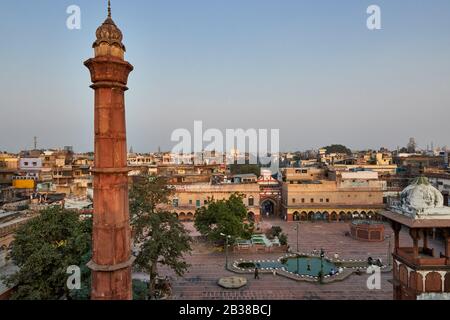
137;220;444;300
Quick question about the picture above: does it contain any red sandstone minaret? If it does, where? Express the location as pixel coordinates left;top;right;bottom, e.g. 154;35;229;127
84;1;134;300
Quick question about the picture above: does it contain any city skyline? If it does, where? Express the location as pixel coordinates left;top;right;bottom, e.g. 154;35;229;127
1;138;447;155
1;0;450;153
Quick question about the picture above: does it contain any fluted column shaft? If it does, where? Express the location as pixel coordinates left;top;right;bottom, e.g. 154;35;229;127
85;56;134;300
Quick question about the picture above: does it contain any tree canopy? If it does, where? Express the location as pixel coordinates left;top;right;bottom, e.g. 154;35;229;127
229;164;261;177
323;144;352;155
3;207;92;300
194;194;252;244
130;175;192;299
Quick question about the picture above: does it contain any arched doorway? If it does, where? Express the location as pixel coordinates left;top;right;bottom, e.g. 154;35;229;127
313;211;327;221
301;211;308;221
360;211;366;219
248;212;256;222
260;199;277;219
331;212;338;222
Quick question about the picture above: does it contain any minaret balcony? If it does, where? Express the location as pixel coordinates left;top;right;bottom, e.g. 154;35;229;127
84;57;133;87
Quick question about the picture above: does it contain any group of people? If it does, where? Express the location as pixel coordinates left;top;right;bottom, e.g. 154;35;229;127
368;257;383;267
309;249;341;260
254;267;278;279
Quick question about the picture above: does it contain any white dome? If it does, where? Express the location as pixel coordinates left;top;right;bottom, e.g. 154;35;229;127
397;177;450;219
401;177;444;211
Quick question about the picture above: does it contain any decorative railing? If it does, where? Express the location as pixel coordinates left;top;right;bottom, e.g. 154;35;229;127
395;247;448;267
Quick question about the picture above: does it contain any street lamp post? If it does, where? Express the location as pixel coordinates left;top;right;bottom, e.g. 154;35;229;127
387;236;392;267
320;248;325;284
220;233;231;270
295;222;300;274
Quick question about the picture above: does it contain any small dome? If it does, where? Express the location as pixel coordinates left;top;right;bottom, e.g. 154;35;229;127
400;177;444;211
93;16;125;51
93;2;125;51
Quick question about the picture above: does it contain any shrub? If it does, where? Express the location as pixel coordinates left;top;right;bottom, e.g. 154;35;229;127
132;279;149;300
266;226;283;240
238;262;256;269
279;233;288;246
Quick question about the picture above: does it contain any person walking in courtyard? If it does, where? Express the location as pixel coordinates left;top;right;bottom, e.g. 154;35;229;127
254;267;260;280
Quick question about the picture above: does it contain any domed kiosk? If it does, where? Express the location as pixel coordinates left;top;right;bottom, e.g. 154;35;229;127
397;176;450;219
381;177;450;300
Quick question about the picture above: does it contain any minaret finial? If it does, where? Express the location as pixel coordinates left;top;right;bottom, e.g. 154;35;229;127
108;0;111;18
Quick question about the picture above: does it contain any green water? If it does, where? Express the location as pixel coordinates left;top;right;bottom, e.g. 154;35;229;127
255;257;337;277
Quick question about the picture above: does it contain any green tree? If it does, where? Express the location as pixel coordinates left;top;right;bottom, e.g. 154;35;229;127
130;175;192;299
130;175;174;215
278;233;288;246
229;164;261;176
323;144;352;155
194;194;252;244
132;279;149;300
2;207;92;300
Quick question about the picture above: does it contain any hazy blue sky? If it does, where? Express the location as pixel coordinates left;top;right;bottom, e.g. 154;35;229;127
1;0;450;153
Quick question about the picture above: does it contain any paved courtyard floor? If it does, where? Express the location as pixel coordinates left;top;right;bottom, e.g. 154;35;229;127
136;220;444;300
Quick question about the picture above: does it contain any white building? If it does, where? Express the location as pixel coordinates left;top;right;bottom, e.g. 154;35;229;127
19;157;42;178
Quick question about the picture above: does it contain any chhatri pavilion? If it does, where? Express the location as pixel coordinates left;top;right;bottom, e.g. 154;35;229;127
381;177;450;300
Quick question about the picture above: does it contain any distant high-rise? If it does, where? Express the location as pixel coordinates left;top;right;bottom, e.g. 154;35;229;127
407;138;417;154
